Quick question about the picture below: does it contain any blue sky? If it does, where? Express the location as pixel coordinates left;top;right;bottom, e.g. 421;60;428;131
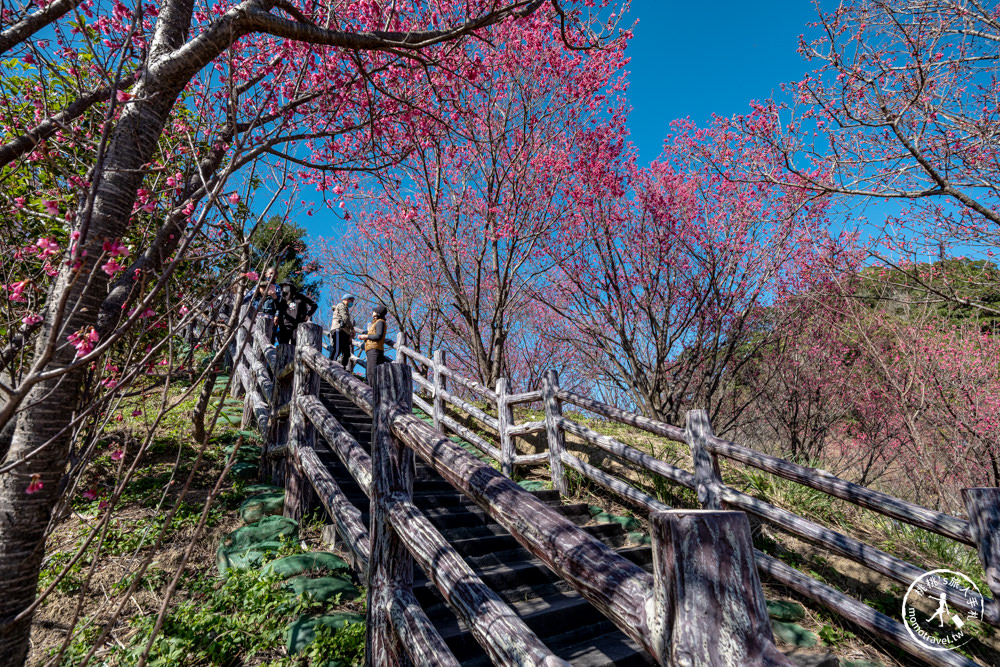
624;0;818;163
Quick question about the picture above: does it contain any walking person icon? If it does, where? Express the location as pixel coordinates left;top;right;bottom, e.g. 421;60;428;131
928;593;949;627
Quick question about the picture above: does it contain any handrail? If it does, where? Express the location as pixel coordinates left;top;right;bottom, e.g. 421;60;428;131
381;397;657;656
240;312;999;666
389;340;999;664
704;432;974;545
556;388;686;442
387;497;569;666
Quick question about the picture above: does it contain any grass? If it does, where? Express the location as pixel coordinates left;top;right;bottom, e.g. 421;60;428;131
31;369;366;666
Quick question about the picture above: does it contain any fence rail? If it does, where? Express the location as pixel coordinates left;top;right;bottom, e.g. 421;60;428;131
236;315;999;667
236;315;811;666
385;338;999;667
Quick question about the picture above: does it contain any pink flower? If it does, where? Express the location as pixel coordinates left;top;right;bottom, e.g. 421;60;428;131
43;262;58;277
110;449;124;461
138;308;155;319
131;409;142;417
99;500;109;510
67;326;99;356
21;313;42;327
5;280;29;302
82;488;98;501
179;305;190;316
244;271;259;281
228;193;240;204
101;377;118;389
41;200;59;216
101;258;124;275
102;239;129;258
116;89;132;102
35;237;60;257
115;414;123;422
25;474;43;495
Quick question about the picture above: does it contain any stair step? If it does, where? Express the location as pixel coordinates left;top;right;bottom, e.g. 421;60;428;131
447;522;627;557
541;626;655;667
310;378;655;665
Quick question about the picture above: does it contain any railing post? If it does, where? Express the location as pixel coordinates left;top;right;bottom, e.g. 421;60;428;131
395;331;407;362
366;363;415;667
241;313;266;430
284;322;322;521
432;349;446;429
542;370;569;496
497;377;515;478
962;488;1000;620
686;409;724;510
231;303;250;398
254;311;274;368
649;510;789;666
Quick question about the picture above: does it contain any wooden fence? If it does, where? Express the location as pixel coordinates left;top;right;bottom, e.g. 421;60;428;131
383;341;1000;667
235;314;802;666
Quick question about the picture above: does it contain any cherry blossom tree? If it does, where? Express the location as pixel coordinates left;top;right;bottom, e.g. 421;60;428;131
318;10;629;387
545;120;828;426
0;0;625;660
730;271;1000;510
729;0;1000;313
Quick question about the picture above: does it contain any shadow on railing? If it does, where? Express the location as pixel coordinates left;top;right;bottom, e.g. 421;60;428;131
372;333;999;667
235;312;999;667
235;315;802;666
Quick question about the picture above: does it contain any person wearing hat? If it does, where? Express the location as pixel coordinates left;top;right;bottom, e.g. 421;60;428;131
359;304;388;383
274;282;317;345
328;294;356;366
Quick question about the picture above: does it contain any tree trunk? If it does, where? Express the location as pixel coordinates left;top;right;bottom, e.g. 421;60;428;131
0;67;184;664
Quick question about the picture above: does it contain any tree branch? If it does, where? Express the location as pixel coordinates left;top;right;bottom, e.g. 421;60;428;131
0;0;85;54
0;71;139;169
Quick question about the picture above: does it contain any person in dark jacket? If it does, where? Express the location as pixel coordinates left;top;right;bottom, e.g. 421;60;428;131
359;305;388;383
274;282;317;345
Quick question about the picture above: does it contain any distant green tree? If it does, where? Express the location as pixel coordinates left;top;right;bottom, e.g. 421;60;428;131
856;259;1000;331
250;216;321;298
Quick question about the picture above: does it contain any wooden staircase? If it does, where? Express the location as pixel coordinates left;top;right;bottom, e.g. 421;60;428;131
317;381;657;666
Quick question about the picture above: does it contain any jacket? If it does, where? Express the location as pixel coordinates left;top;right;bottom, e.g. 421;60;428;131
330;301;355;335
365;318;386;352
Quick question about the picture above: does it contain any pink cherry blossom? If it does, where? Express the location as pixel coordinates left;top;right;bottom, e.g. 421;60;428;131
35;237;60;258
67;326;99;357
25;474;43;495
5;280;29;303
101;258;124;275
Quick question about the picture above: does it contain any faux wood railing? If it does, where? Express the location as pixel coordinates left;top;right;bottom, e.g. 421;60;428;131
378;342;1000;667
236;314;797;666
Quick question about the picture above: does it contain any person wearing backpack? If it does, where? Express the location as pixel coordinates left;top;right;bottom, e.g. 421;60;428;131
275;282;317;345
328;294;356;367
359;305;388;383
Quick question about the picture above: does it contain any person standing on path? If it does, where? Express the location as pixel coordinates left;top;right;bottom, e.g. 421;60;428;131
359;305;388;383
328;294;356;367
275;282;317;345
